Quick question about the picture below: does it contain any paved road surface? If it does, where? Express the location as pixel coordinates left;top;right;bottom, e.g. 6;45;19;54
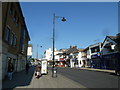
2;66;120;89
56;67;119;88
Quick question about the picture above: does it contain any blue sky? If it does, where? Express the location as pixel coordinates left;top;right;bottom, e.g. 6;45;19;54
20;2;118;58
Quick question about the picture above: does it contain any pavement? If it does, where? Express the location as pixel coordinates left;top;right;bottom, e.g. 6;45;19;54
2;66;116;89
78;67;115;73
2;66;86;89
57;67;119;88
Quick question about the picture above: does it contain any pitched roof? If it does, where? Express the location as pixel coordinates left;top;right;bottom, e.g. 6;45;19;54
66;47;79;54
107;36;117;42
56;53;63;55
58;48;68;52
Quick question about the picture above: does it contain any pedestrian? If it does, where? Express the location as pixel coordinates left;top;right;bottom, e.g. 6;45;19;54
35;63;41;79
26;62;29;74
7;62;14;80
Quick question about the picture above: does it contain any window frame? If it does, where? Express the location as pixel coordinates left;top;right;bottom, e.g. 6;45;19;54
16;17;19;27
13;11;16;22
10;32;14;46
9;3;13;15
13;36;17;47
5;26;10;42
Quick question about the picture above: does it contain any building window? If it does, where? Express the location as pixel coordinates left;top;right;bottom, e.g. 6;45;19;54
5;27;10;42
16;17;19;27
10;3;13;15
23;29;26;39
91;46;100;53
10;33;14;45
13;36;17;46
20;37;24;53
13;11;16;22
21;44;24;53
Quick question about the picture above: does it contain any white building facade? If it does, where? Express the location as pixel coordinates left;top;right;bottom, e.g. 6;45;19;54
44;48;52;61
89;43;102;68
27;44;33;59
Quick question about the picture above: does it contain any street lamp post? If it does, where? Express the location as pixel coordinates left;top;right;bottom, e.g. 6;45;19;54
36;44;42;60
52;13;66;77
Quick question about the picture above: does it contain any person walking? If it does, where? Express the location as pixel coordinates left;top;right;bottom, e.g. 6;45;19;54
26;62;29;74
8;63;14;80
35;63;41;79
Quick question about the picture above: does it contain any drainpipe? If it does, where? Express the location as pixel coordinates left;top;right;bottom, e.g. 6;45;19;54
16;54;18;72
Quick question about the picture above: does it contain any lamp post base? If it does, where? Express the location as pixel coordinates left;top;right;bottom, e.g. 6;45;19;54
52;68;57;78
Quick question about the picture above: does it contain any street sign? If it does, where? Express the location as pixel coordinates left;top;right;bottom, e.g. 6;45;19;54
41;60;47;74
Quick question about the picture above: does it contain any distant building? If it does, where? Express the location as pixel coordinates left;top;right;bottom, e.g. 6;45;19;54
2;2;30;79
77;49;86;68
56;49;68;67
101;36;117;55
44;48;52;61
65;45;79;68
101;36;118;69
89;42;102;68
27;44;32;59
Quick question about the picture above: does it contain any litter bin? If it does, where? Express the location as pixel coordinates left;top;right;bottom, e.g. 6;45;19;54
52;68;57;77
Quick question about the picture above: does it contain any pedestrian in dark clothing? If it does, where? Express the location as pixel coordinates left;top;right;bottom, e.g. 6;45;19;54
26;62;29;74
8;63;14;80
35;63;41;79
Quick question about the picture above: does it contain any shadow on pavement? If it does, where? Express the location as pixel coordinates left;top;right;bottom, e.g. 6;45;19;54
2;66;35;89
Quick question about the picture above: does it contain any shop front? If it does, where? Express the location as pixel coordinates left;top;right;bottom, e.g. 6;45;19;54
102;53;120;70
91;54;101;69
59;58;66;67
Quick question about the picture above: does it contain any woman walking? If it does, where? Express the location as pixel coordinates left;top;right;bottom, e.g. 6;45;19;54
8;63;14;80
35;63;41;79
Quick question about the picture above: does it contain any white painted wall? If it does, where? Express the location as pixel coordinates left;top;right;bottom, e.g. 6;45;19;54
70;59;74;68
44;48;63;61
27;47;32;56
77;52;87;67
89;43;102;59
54;51;63;61
101;37;117;55
44;48;52;61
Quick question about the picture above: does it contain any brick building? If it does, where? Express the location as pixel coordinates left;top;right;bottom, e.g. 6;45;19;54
2;2;30;79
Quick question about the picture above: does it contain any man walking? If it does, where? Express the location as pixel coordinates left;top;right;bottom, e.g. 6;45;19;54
26;62;29;74
35;63;41;79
